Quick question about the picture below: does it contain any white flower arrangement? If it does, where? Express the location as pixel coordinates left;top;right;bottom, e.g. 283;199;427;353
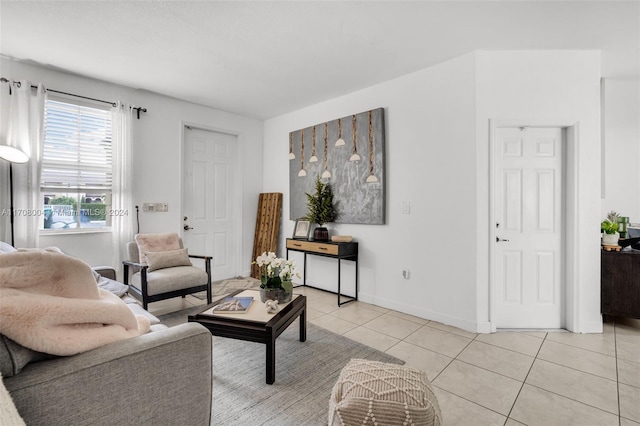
254;251;300;287
278;260;300;281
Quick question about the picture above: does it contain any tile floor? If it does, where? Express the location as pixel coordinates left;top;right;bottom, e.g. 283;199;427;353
149;287;640;426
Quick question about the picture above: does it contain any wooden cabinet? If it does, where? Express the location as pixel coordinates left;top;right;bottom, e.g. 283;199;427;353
601;250;640;319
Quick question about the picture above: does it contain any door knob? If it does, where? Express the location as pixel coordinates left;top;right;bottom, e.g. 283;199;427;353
496;237;510;242
184;224;193;231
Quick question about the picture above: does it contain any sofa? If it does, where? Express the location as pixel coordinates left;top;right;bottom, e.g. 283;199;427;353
1;263;213;426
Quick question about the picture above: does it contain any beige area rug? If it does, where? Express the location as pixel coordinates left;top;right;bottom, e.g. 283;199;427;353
158;277;261;327
159;276;406;424
157;308;404;425
192;276;261;300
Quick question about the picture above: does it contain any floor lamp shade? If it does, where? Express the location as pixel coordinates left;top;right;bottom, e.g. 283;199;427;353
0;145;29;247
0;145;29;163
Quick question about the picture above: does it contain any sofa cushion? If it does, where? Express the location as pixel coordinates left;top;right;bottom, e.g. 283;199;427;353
0;335;52;378
126;302;162;325
145;248;192;272
121;294;139;304
0;242;16;254
92;269;129;297
134;233;181;264
3;323;213;426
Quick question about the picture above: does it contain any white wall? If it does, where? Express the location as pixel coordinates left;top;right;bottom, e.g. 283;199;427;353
1;51;614;332
265;50;604;333
475;51;603;333
264;53;480;330
602;78;640;223
0;57;264;277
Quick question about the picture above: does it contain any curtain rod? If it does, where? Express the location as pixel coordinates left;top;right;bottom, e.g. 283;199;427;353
0;77;147;119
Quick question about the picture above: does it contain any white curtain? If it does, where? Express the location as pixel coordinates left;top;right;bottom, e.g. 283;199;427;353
3;81;45;248
111;102;134;273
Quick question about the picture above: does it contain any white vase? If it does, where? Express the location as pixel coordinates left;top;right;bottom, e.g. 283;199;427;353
602;233;619;246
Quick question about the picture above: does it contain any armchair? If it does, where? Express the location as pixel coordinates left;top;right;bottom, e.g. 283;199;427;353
123;235;212;310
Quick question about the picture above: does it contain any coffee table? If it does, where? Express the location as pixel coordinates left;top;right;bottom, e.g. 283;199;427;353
188;289;306;384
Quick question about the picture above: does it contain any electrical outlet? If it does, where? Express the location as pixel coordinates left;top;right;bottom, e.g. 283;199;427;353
402;269;410;279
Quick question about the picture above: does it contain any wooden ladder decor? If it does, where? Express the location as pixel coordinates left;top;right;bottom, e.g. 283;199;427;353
251;193;283;279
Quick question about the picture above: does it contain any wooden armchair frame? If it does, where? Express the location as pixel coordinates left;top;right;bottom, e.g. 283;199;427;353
123;254;212;310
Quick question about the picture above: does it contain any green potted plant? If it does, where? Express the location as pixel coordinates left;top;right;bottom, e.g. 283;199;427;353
304;176;338;241
601;210;620;246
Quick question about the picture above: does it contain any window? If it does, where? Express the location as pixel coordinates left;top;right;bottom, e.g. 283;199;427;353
41;98;112;230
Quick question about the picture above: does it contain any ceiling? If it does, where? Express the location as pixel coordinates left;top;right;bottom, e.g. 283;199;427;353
1;1;638;119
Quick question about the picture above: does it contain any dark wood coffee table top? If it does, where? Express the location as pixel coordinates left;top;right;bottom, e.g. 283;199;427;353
188;289;306;384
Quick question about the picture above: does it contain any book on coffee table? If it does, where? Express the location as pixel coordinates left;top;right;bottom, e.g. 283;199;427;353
211;296;254;313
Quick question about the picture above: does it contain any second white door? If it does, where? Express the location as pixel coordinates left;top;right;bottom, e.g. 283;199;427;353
183;126;239;280
494;126;565;329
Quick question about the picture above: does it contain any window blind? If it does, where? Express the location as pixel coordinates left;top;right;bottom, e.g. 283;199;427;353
42;99;112;191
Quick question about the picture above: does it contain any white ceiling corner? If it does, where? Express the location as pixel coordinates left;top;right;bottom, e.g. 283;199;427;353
1;1;638;119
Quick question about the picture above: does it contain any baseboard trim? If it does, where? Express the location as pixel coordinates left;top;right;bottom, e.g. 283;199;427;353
476;321;492;334
576;320;604;334
359;291;482;334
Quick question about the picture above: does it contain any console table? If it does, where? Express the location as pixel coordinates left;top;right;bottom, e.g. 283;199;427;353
601;249;640;319
286;238;358;306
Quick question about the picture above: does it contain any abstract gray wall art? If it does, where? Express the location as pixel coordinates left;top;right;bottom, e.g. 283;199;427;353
289;108;385;225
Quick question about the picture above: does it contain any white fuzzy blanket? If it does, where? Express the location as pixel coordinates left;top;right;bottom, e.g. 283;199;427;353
0;248;150;356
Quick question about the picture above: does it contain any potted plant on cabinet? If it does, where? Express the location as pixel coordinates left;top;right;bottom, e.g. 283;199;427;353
601;210;620;246
304;176;338;241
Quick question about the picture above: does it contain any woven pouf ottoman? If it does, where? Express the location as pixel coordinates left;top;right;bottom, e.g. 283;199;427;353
329;359;442;426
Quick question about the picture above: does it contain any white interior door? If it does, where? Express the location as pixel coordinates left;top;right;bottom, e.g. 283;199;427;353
183;126;239;280
494;126;565;329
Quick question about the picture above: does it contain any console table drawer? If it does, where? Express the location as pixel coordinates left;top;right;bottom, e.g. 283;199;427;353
286;240;312;251
307;242;339;255
286;240;340;255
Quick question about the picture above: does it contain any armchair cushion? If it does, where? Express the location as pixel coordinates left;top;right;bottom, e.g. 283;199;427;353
134;232;181;264
145;248;192;272
131;266;209;296
124;235;212;309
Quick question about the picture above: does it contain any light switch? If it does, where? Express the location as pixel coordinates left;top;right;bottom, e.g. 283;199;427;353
401;201;411;214
143;203;169;212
